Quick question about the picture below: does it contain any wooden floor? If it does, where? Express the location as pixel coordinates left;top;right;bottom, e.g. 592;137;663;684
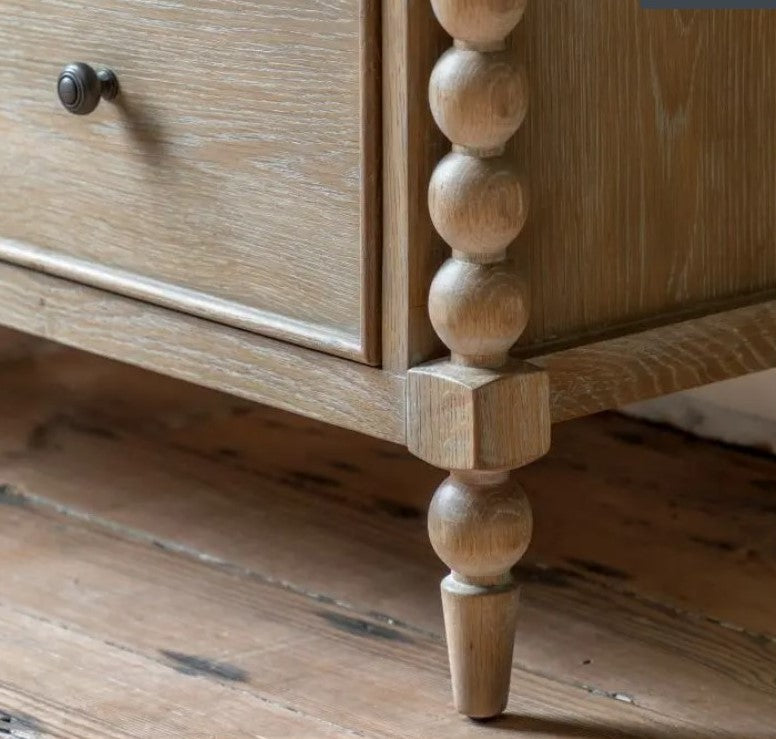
0;347;774;738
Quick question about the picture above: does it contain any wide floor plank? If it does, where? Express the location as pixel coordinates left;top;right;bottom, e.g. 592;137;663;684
0;598;352;738
0;501;717;739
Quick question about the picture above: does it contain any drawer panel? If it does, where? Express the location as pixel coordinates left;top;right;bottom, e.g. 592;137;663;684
0;0;379;363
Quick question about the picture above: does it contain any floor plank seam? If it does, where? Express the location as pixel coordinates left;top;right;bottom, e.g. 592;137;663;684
164;439;394;518
24;410;776;637
4;481;772;722
9;472;771;651
525;558;776;646
5;415;407;521
0;680;135;739
15;415;776;643
598;579;776;647
2;602;721;739
0;600;368;738
0;482;440;639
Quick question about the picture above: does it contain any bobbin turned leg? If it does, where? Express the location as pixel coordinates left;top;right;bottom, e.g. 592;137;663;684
409;0;548;719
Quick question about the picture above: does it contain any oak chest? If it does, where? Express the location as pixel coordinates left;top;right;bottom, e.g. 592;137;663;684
2;0;775;719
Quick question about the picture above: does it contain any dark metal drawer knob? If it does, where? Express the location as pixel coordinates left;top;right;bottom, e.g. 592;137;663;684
57;62;119;115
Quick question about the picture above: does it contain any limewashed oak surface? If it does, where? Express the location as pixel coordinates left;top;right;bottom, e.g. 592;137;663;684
0;0;775;721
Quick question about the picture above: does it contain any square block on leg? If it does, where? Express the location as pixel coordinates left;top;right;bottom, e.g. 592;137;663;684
406;359;550;470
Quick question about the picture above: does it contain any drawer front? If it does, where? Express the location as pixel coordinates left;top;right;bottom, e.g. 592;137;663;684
0;0;379;363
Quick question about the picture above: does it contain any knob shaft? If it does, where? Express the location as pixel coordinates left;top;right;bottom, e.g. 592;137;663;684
57;62;118;115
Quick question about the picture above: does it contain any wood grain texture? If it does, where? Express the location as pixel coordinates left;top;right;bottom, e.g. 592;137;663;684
7;254;776;448
0;606;347;738
381;0;447;370
397;2;776;364
422;1;544;719
0;500;716;738
428;155;528;264
6;259;776;444
0;0;380;363
517;2;776;348
3;0;776;427
0;261;404;442
439;576;521;720
529;297;776;423
407;359;550;470
429;470;532;718
0;352;774;736
428;256;529;368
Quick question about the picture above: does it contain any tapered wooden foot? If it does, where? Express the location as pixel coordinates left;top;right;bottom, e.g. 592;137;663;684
428;470;532;719
441;575;519;718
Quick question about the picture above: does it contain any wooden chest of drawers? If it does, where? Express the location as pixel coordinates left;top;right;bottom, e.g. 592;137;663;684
2;0;775;720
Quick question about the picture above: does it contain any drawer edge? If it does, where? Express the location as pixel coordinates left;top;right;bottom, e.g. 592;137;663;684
0;261;405;443
0;239;366;363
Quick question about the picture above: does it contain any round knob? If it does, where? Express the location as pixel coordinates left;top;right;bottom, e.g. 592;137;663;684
57;63;119;115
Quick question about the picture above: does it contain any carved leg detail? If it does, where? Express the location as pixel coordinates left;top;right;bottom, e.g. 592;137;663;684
428;471;532;718
412;0;545;720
